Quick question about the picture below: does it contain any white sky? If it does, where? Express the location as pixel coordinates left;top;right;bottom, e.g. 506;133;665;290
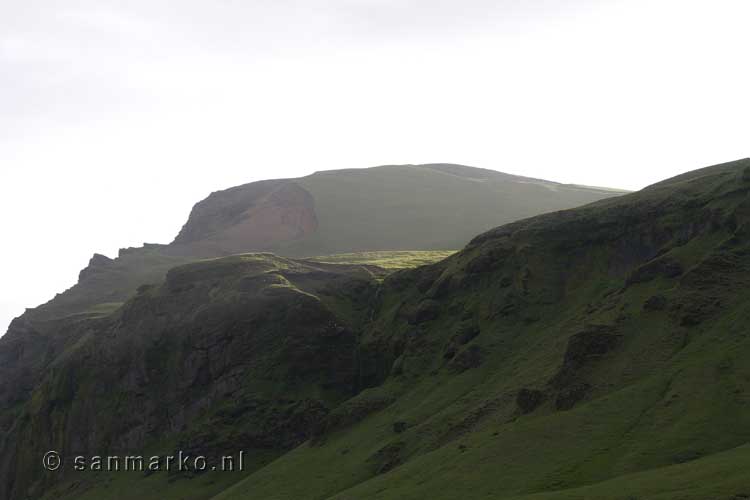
1;0;749;334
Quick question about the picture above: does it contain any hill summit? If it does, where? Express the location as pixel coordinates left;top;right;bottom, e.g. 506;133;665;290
16;164;622;324
172;164;623;256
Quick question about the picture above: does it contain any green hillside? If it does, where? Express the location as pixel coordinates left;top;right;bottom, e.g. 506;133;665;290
307;250;457;269
291;165;623;255
3;159;749;500
203;159;750;500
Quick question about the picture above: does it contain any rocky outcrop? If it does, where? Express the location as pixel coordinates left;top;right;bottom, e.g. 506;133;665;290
516;389;545;414
173;181;319;254
77;253;114;282
626;256;684;285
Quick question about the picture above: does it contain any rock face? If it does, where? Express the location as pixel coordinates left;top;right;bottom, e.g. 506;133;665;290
516;388;545;414
0;255;384;499
77;253;114;282
626;256;684;285
172;181;319;255
552;324;623;388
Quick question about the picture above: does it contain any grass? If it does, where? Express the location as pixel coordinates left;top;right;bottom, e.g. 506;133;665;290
292;164;620;256
307;250;457;269
83;302;124;315
14;160;750;500
202;160;750;500
505;443;750;500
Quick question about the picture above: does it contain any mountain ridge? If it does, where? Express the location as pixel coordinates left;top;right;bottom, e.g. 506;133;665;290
8;163;622;330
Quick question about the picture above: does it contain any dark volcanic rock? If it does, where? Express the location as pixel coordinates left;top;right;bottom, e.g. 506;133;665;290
627;256;684;285
368;441;406;474
411;300;441;324
443;323;481;361
449;345;483;373
555;383;591;411
516;389;545;414
552;325;622;387
393;421;408;434
644;294;668;311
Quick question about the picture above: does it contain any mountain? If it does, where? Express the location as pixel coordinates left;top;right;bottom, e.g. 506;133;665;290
172;164;623;257
1;158;749;499
15;163;622;325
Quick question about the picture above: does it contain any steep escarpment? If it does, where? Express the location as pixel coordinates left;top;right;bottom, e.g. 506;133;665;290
172;181;319;255
348;160;750;404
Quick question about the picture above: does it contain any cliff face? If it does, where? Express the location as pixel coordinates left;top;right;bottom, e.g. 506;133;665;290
0;255;384;499
172;181;319;255
2;160;750;500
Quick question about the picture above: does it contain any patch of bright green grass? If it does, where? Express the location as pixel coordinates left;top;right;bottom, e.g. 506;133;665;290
84;302;124;315
308;250;457;269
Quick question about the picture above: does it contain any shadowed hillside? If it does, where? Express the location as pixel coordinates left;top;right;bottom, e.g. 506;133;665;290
1;159;749;499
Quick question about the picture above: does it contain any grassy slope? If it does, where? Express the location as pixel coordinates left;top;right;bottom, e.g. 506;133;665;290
307;250;457;270
16;161;750;500
291;165;619;255
212;317;750;500
208;160;750;500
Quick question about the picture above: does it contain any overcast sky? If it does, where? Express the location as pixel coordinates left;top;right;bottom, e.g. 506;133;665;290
1;0;748;334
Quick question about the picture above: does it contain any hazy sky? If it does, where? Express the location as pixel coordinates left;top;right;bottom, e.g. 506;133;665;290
1;0;748;334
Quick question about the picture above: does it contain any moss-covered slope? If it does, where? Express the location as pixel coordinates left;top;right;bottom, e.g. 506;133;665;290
3;159;749;500
211;158;750;500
